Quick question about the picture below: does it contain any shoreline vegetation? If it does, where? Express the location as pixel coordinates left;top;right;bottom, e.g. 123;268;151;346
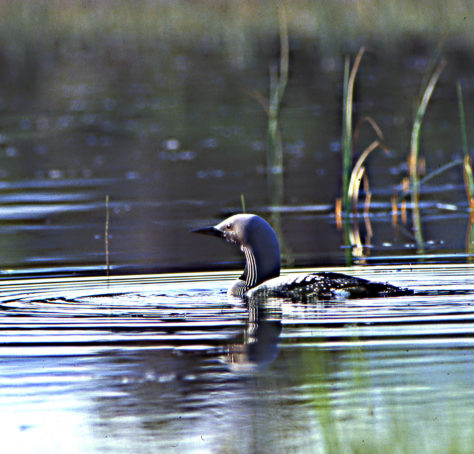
0;0;472;61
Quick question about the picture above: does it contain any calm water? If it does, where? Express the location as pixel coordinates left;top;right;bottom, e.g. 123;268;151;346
0;265;473;453
0;13;473;453
0;36;472;276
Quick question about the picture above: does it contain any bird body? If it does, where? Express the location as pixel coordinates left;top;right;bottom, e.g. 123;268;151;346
246;271;411;301
193;213;412;300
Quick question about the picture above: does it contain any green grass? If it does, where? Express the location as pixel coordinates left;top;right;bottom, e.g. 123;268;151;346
409;57;446;252
340;48;388;264
266;4;288;204
340;49;364;265
105;194;110;277
457;81;474;210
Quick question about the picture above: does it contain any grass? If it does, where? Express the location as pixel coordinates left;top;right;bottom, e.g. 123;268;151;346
408;57;447;253
338;48;365;265
105;194;110;277
457;80;474;258
348;117;388;214
338;48;390;263
266;4;289;203
336;42;473;261
240;193;246;213
389;59;472;258
457;81;474;211
246;3;288;207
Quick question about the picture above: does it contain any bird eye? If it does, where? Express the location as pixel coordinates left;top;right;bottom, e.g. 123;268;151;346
226;224;231;230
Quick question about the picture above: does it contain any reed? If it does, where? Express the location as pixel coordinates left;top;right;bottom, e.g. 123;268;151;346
409;58;446;252
247;4;292;265
341;56;351;216
466;213;474;261
105;194;110;277
339;48;365;264
348;116;388;213
457;80;474;258
340;50;393;263
240;193;246;213
457;81;474;211
266;4;289;205
341;47;365;216
247;3;288;206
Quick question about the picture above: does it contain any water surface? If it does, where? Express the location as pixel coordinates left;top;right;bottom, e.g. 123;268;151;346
0;33;472;275
0;6;473;452
1;265;473;453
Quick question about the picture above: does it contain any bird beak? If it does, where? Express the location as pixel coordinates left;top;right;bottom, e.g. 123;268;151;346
191;225;224;238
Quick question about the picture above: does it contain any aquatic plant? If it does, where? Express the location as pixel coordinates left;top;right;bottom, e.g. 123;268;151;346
337;48;365;264
338;48;390;263
408;56;446;252
457;80;474;258
105;194;110;277
348;117;388;214
341;47;365;218
246;4;288;205
457;81;474;211
246;4;293;266
240;193;246;213
266;5;289;206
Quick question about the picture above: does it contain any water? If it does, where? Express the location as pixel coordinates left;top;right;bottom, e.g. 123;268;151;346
0;6;473;452
0;265;473;453
0;34;472;276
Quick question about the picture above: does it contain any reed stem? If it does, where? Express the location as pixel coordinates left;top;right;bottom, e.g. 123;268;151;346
341;47;365;216
457;81;474;211
267;4;288;205
409;58;446;252
105;194;110;277
457;81;469;157
240;193;246;213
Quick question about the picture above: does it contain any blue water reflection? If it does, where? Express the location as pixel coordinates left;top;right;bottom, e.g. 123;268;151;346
0;266;473;453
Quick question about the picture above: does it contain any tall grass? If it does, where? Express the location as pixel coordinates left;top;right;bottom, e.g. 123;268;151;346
339;49;391;263
457;80;474;259
457;81;474;211
240;193;246;213
409;58;446;252
338;48;365;264
267;5;289;205
338;47;468;262
247;4;288;204
105;194;110;277
348;117;388;213
247;3;293;266
341;47;365;217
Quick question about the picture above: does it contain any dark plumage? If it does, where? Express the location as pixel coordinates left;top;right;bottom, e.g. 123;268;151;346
193;214;413;300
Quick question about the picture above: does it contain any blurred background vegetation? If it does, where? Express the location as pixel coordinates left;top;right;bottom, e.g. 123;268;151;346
0;0;472;61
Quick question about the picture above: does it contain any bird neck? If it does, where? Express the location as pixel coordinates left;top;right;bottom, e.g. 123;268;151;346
240;244;280;289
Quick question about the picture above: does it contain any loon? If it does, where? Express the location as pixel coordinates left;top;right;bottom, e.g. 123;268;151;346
193;213;413;300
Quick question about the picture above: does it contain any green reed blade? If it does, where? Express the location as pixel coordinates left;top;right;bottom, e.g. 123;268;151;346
409;58;446;252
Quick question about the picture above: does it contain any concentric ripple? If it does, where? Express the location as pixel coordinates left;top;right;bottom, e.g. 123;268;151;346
0;265;473;454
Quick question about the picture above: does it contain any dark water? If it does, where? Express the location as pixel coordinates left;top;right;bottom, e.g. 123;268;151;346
0;265;473;453
0;25;473;454
0;38;472;276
